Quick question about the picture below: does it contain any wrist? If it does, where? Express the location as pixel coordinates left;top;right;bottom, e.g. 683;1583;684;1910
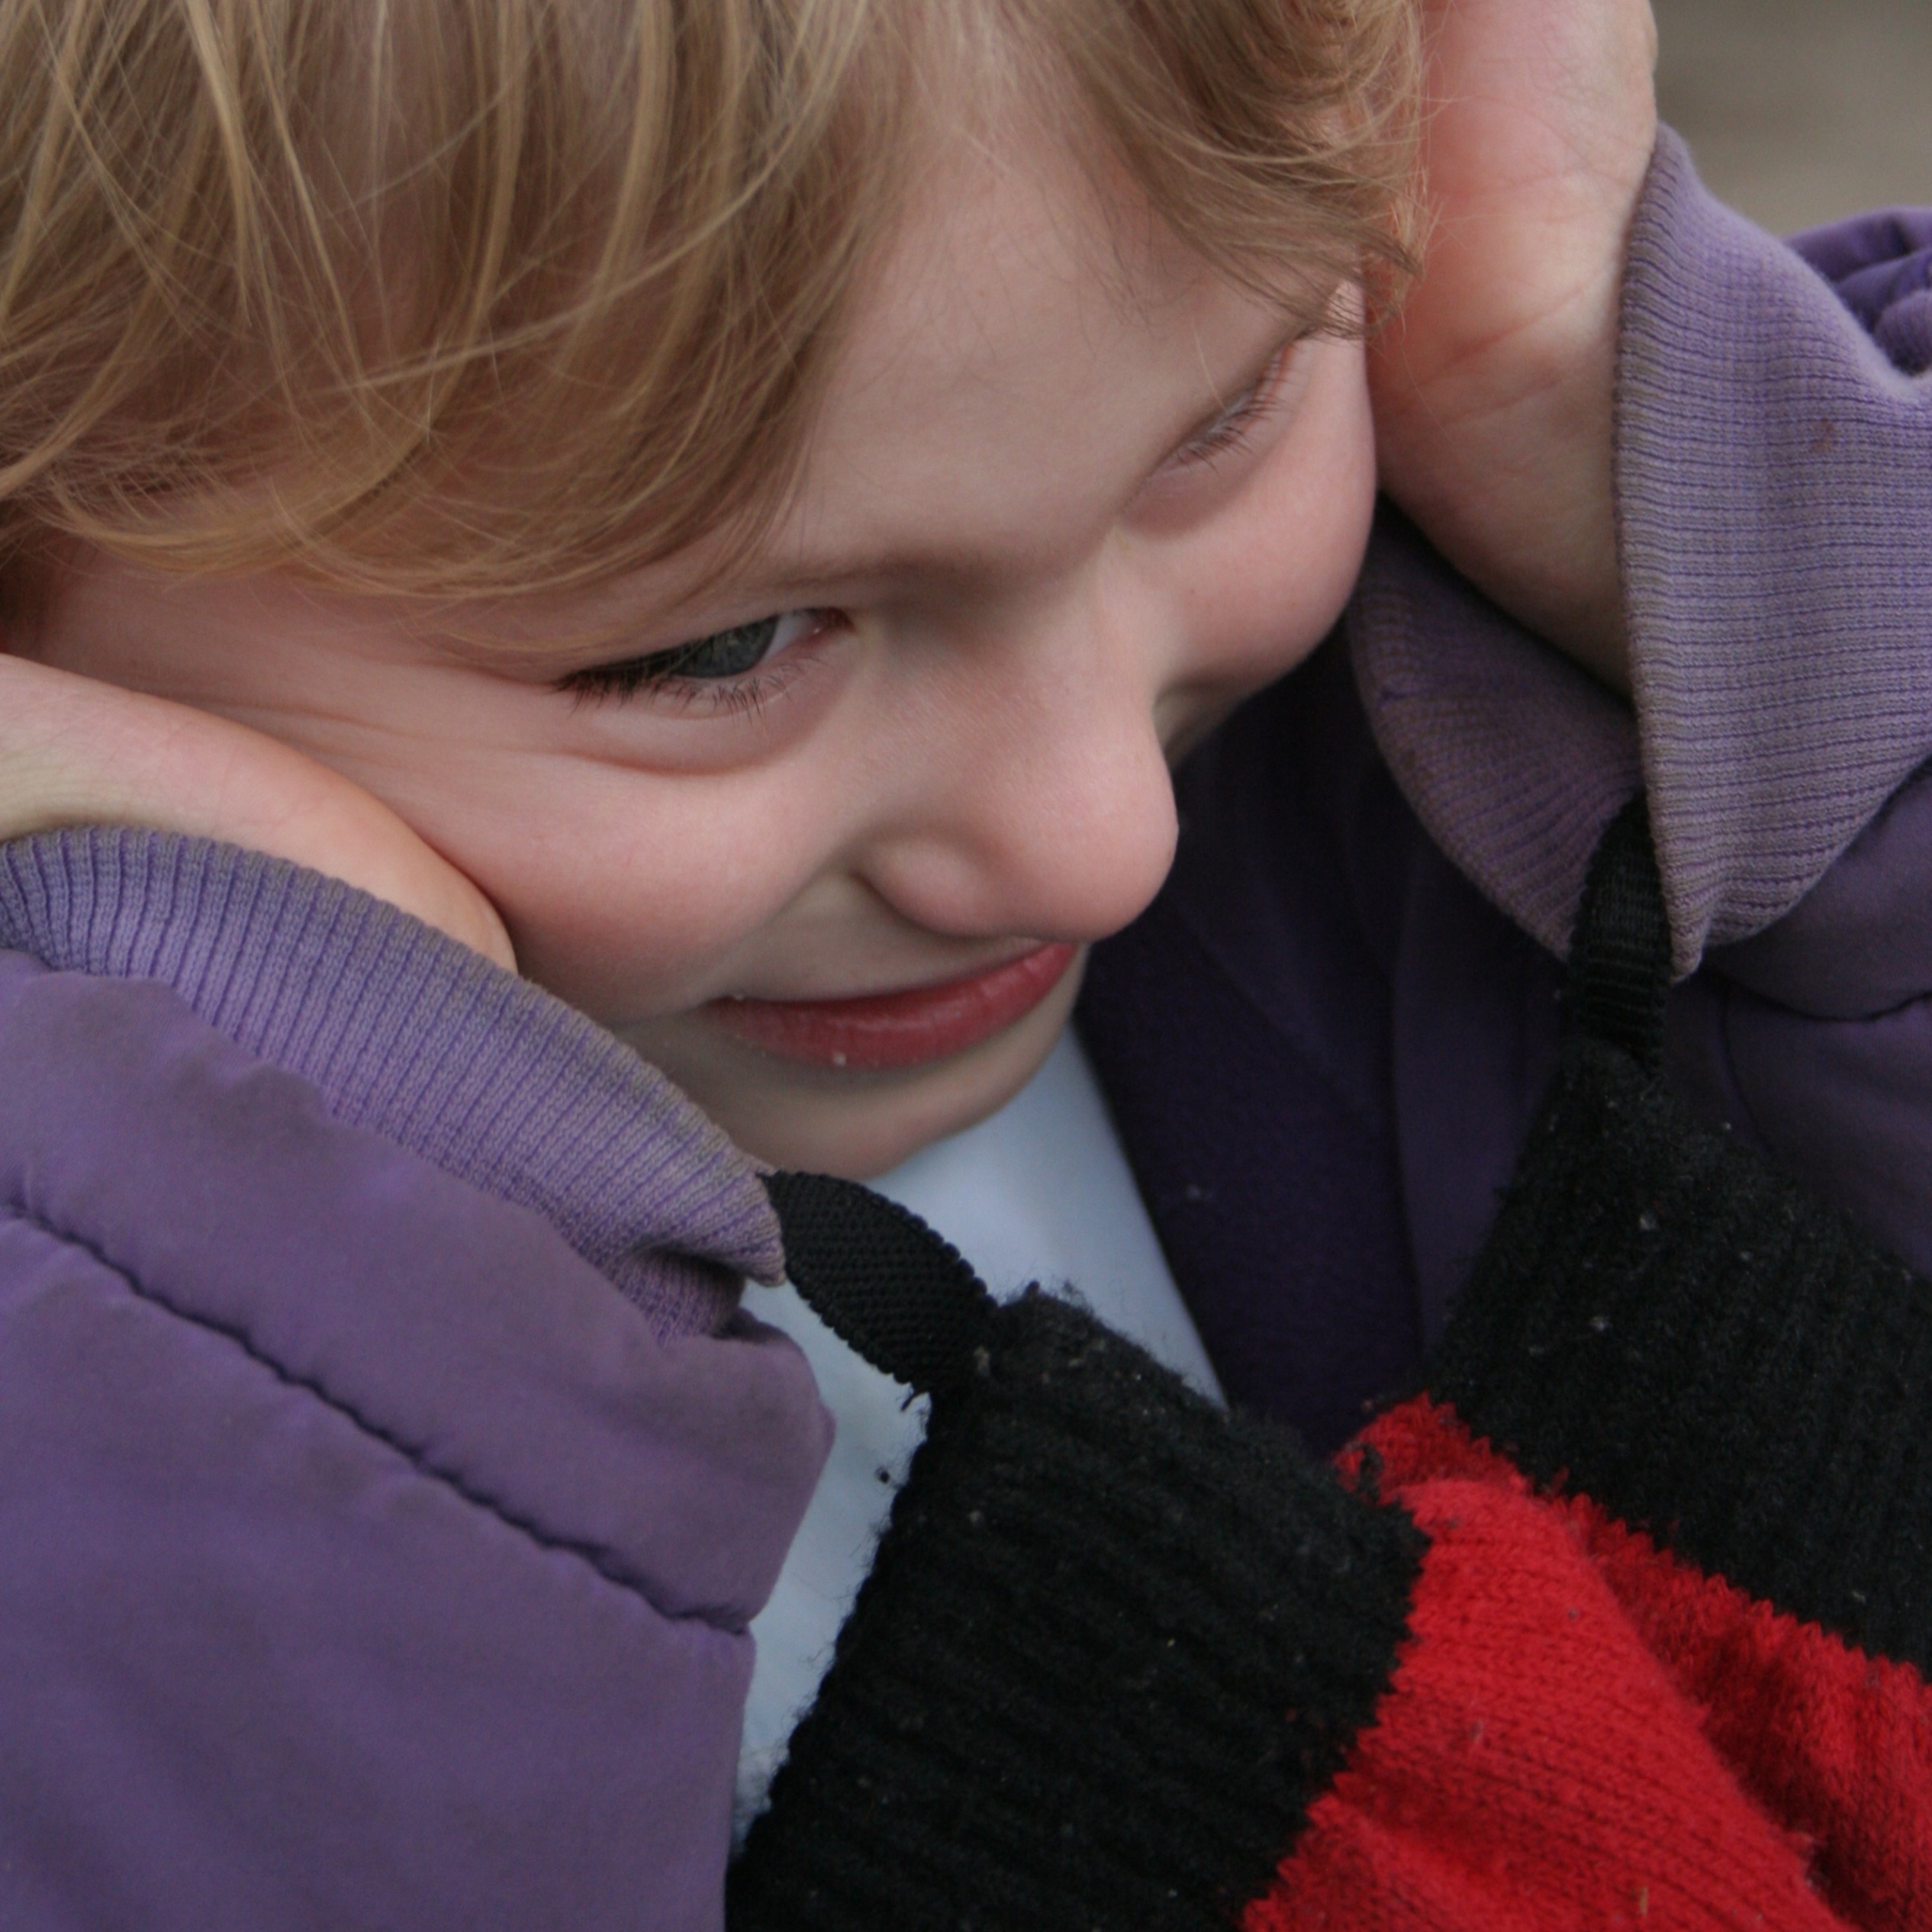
1371;248;1632;691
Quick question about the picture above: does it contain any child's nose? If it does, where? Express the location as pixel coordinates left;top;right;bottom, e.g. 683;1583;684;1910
854;607;1180;946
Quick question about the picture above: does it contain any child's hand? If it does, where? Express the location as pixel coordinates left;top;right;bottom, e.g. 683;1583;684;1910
0;653;516;970
1368;0;1658;691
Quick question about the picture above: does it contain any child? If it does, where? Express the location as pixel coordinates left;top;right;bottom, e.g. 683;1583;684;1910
1;0;1928;1925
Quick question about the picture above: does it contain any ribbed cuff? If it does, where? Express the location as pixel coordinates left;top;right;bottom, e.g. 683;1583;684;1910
731;1278;1424;1930
1619;128;1932;959
1349;505;1641;962
1355;130;1932;977
0;827;781;1337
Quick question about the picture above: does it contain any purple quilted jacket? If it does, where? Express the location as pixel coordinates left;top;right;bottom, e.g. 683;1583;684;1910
1;131;1928;1927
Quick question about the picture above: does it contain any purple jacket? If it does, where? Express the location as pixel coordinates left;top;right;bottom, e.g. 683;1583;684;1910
1;131;1928;1927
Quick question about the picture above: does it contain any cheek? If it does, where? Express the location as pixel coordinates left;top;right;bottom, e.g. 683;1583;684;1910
392;752;834;1019
1164;342;1377;704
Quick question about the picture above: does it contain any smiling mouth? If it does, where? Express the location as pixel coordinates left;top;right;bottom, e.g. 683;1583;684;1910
704;942;1080;1071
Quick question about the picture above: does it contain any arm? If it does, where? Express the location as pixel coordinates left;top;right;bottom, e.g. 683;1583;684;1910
1616;141;1932;958
1357;157;1932;1296
0;865;825;1930
1361;144;1932;973
1368;0;1932;976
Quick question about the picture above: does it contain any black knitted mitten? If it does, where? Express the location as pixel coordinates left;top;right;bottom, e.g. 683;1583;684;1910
727;1173;1424;1932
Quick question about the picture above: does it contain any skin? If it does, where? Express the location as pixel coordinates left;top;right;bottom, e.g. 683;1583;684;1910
11;127;1376;1176
0;0;1660;1179
1367;0;1659;690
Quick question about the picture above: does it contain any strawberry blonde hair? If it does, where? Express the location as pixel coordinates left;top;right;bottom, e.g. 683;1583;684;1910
0;0;1418;603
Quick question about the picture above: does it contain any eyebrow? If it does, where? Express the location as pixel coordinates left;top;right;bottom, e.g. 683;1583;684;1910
722;319;1314;593
499;309;1324;670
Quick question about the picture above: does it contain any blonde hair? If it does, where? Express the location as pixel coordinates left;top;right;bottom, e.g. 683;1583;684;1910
0;0;1419;603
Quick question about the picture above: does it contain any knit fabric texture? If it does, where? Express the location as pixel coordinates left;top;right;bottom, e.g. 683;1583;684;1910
1428;796;1932;1667
1559;794;1672;1073
0;827;781;1335
1435;1031;1932;1670
761;1171;997;1397
732;1173;1425;1932
1354;128;1932;973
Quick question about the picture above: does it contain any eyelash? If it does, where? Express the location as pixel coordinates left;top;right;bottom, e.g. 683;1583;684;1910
560;611;830;716
1167;342;1295;472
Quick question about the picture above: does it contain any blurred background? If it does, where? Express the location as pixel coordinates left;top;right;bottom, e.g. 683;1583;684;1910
1654;0;1932;233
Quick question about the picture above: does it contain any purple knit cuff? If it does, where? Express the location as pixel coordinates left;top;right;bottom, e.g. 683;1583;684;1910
1349;510;1641;962
0;827;784;1338
1355;128;1932;975
1621;129;1932;963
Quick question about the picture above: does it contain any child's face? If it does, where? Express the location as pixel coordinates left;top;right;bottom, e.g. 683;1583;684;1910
22;121;1376;1177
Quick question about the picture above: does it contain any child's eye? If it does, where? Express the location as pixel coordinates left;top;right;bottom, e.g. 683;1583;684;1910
1163;340;1298;475
561;609;825;703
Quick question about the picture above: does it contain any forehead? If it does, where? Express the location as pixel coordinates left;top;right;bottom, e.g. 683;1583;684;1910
763;118;1303;589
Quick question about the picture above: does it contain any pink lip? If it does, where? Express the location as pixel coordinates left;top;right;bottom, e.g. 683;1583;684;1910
705;942;1080;1071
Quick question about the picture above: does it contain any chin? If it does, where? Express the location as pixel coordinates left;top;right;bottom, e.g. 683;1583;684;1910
630;958;1085;1180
